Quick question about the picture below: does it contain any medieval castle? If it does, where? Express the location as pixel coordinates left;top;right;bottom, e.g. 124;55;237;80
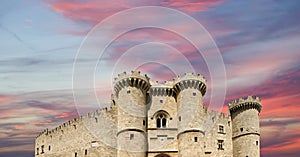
35;71;262;157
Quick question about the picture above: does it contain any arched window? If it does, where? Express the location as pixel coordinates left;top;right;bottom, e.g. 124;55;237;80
156;113;167;128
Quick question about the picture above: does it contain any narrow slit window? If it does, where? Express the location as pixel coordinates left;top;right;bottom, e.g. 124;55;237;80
194;137;198;142
85;149;88;155
130;134;134;140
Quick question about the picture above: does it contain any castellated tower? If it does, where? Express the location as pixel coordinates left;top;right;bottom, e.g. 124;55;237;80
229;96;262;157
113;71;151;157
173;73;206;156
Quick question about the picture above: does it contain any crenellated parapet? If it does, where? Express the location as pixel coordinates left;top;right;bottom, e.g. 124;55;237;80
113;71;151;97
149;80;176;97
228;96;262;115
173;73;206;96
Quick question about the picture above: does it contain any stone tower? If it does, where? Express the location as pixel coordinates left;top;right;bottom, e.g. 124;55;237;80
114;71;150;157
229;96;262;157
173;73;206;156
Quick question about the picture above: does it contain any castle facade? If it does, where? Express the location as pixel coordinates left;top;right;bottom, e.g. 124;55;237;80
35;71;262;157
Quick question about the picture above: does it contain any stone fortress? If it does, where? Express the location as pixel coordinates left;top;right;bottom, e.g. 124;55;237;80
35;71;262;157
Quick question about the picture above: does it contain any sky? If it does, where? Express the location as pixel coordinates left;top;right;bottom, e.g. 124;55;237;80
0;0;300;156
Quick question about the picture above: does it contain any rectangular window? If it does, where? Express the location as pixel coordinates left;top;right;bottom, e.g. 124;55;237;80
218;140;224;150
130;134;134;140
36;148;39;155
85;149;88;155
41;145;44;154
48;145;51;151
75;152;77;157
218;125;224;133
194;137;198;142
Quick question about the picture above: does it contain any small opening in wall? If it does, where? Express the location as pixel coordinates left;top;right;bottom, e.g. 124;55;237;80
170;117;172;120
95;117;98;123
217;140;224;150
85;149;88;155
193;92;196;96
74;125;77;129
228;121;230;127
143;120;146;126
127;90;130;94
240;128;243;132
36;148;39;155
130;134;134;140
41;145;44;154
160;100;163;103
179;116;181;121
48;145;51;151
218;125;224;133
194;137;198;142
75;152;77;157
256;141;259;146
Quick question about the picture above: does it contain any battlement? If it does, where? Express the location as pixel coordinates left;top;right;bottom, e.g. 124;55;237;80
36;104;116;138
113;71;151;96
228;96;262;115
149;80;175;97
173;73;206;96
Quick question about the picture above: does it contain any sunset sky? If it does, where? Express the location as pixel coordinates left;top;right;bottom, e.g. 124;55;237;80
1;0;300;156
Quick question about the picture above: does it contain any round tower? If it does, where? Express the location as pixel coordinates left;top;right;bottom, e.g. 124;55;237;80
229;96;262;157
114;71;150;157
173;73;206;156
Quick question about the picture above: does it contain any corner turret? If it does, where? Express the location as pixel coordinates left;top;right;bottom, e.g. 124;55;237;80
229;96;262;157
114;71;150;157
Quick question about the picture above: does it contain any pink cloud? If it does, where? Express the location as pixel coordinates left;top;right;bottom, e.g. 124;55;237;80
161;0;225;13
48;0;131;25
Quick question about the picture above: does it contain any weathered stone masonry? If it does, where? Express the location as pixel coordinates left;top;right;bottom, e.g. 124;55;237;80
35;71;262;157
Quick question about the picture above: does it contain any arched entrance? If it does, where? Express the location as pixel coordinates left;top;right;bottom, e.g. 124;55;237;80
155;154;170;157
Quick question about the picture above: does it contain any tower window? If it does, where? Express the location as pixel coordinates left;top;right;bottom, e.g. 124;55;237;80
160;100;163;103
130;134;134;140
156;113;167;128
36;148;39;155
218;140;224;150
179;116;181;121
240;128;243;132
193;92;196;96
127;90;130;94
194;137;198;142
143;120;146;126
48;145;51;151
256;141;259;146
228;121;230;126
85;149;88;155
218;125;224;133
41;145;44;154
95;117;98;123
75;152;77;157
